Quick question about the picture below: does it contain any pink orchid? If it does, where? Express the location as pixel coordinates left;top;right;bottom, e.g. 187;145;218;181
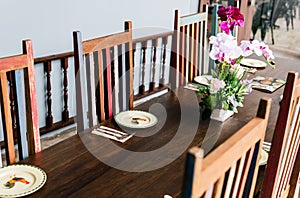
217;6;244;35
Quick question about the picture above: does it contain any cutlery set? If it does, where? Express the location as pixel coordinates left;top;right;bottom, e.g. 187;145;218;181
92;125;134;143
263;141;271;152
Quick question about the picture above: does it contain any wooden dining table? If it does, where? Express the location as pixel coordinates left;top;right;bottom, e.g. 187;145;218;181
20;56;300;197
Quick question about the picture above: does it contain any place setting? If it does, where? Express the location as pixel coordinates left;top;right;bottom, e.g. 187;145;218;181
240;58;268;68
184;75;212;91
250;76;286;93
259;141;272;166
91;110;159;143
0;164;47;197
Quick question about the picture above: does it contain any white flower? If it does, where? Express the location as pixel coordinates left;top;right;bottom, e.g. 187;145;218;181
210;78;226;92
210;33;275;68
240;40;275;60
228;95;239;107
209;33;243;64
230;64;245;79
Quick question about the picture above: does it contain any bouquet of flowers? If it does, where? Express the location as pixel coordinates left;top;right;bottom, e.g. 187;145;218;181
197;6;275;113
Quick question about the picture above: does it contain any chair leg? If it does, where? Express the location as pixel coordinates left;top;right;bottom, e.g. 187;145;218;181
270;23;275;45
291;11;294;30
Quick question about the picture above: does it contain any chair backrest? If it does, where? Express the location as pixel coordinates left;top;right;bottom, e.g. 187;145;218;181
170;7;208;89
237;0;256;43
0;40;41;166
73;21;134;133
260;71;300;198
198;0;209;13
183;98;271;198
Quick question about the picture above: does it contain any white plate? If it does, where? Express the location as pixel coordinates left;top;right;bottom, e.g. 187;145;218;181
114;110;158;129
0;164;47;197
240;58;267;68
259;149;269;166
194;75;213;86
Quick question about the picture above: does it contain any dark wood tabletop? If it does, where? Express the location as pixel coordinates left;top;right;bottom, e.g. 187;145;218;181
21;56;300;197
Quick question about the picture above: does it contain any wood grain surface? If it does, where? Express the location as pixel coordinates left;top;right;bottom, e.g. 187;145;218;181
20;56;300;197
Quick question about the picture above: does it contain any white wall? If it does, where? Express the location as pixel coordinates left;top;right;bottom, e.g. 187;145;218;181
0;0;198;57
0;0;200;141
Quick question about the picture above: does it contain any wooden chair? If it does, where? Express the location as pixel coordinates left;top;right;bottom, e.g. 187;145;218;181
260;71;300;198
0;40;41;166
73;21;134;133
237;0;256;43
183;98;271;198
170;7;208;89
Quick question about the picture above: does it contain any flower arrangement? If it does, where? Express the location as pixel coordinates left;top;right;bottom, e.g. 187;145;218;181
197;6;275;114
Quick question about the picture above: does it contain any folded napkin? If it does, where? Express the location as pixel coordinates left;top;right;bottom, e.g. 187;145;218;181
92;126;134;143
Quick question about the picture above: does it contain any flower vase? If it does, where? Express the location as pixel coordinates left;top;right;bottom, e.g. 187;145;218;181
210;109;234;122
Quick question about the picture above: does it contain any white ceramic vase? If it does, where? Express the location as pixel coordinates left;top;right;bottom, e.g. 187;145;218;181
210;109;234;122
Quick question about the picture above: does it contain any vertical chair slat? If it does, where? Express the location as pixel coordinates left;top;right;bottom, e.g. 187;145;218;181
193;22;199;77
189;23;194;82
199;20;204;74
185;25;189;84
104;48;113;119
285;101;300;189
112;45;119;114
117;45;125;111
203;10;208;74
288;147;300;197
223;163;236;198
205;184;214;197
86;53;97;127
97;50;105;121
179;25;185;86
237;145;255;197
185;24;190;84
213;173;225;197
231;153;246;197
0;73;15;164
111;47;117;114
